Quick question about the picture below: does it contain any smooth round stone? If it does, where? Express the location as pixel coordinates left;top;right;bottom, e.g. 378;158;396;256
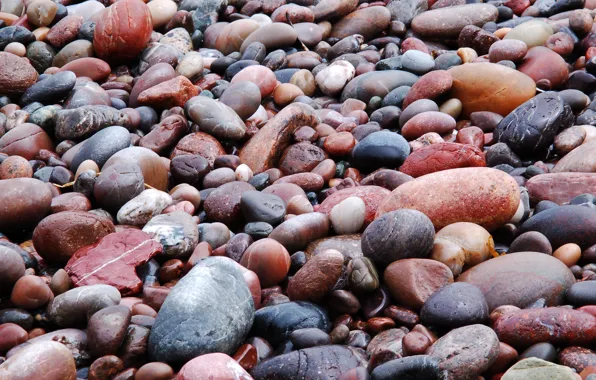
503;358;576;379
290;328;331;349
239;238;290;287
26;41;56;74
0;245;25;291
177;353;251;380
0;52;38;95
52;40;94;68
447;62;535;118
287;249;344;301
117;189;172;226
0;178;51;234
567;281;596;306
293;23;322;47
341;70;418;104
527;173;596;205
399;99;439;128
362;209;434;265
93;0;152;62
411;4;498;38
148;257;254;365
269;212;330;253
148;0;177;28
0;323;28;353
171;132;226;168
10;275;52;309
209;20;260;55
330;196;366;235
351;130;410;172
0;341;76;380
70;126;131;172
33;211;114;263
520;205;596;250
402;111;456;140
400;142;485;178
88;355;124;380
58;58;111;82
371;355;440;380
129;63;176;108
239;23;298;53
504;20;554;48
135;362;174;380
421;282;488;329
520;342;557;362
185;96;245;140
330;6;391;41
94;162;145;214
517;46;568;90
553;139;596;173
202;168;235;188
46;15;84;49
553;243;581;267
554;126;586;156
427;325;499;380
27;0;58;27
458;251;575;310
240;190;286;225
104;147;168;191
377;167;520;231
230;65;277;99
488;39;528;63
219;81;261;120
0;156;32;179
403;70;452;109
198;223;231;249
315;61;355;97
401;50;434;75
66;0;104;20
323;132;356;156
87;305;131;357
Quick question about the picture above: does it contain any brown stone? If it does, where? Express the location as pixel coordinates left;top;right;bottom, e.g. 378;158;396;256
88;355;124;380
58;58;111;81
527;173;596;205
87;305;131;357
171;132;226;167
210;19;260;55
558;347;596;373
279;142;327;175
139;115;187;156
273;173;325;192
135;362;173;380
0;123;54;160
0;323;28;354
0;52;38;95
400;142;485;177
0;156;32;179
240;238;291;287
411;4;499;38
46;15;84;48
287;249;344;301
553;140;596;173
10;275;53;309
137;76;198;109
50;193;92;213
330;6;391;40
0;341;76;380
403;70;453;109
0;178;52;234
518;46;569;90
204;181;255;224
269;212;330;252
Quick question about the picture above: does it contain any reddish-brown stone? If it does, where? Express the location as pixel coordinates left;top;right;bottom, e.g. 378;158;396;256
93;0;152;62
558;346;596;373
170;132;226;167
494;307;596;349
518;46;569;90
399;142;486;177
88;355;124;380
287;249;344;301
526;173;596;205
50;193;92;213
273;173;325;192
456;126;484;150
279;142;327;175
384;258;454;310
0;323;28;354
139;115;187;156
0;178;52;234
403;70;453;109
65;230;162;296
58;58;111;81
33;211;115;263
0;52;38;95
318;186;391;227
46;15;84;48
137;76;198;109
377;167;520;231
240;238;291;288
233;344;258;371
401;111;456;140
0;123;54;160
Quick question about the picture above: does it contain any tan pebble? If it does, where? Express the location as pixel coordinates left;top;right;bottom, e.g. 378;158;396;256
74;159;100;179
4;42;26;57
457;47;478;63
439;98;463;119
553;243;581;267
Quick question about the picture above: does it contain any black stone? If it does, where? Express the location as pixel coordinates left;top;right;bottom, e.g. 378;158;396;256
486;142;522;168
241;42;267;63
381;86;410;108
263;50;287;71
170;154;210;187
240;190;286;225
54;105;132;140
566;281;596;306
351;130;410;172
0;309;33;330
371;355;441;380
534;0;584;16
420;283;489;329
93;162;144;214
69;126;131;172
148;257;254;365
244;221;273;239
289;328;331;349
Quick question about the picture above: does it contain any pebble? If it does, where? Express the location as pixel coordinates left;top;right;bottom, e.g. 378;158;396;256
421;282;489;329
330;196;366;234
117;189;173;226
177;353;252;380
0;341;77;380
502;358;576;380
287;249;343;301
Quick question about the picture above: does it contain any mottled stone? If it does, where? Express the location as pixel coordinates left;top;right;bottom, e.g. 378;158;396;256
47;284;121;327
527;173;596;205
502;358;575;380
142;211;198;259
0;341;76;380
116;189;172;226
411;4;498;38
185;96;245;140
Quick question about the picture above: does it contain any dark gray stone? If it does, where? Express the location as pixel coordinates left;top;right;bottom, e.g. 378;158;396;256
47;284;121;327
250;301;331;346
148;257;254;365
250;345;366;379
341;70;418;103
241;190;286;225
54;105;132;140
566;281;596;307
0;26;35;50
185;95;246;140
26;41;56;74
371;355;441;380
420;283;489;329
70;126;131;172
387;0;428;25
20;71;76;106
351;130;410;172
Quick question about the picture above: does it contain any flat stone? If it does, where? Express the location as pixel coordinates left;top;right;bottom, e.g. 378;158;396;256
148;257;254;365
526;173;596;204
341;70;419;103
269;212;330;252
54;105;132;141
65;230;162;296
400;142;485;178
371;355;441;380
554;140;596;173
239;23;297;53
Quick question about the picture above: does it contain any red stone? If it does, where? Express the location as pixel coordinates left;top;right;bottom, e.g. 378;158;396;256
526;173;596;205
137;76;198;109
456;126;484;150
233;344;258;371
93;0;153;62
504;0;530;15
402;70;453;109
58;58;111;81
65;230;162;296
170;132;226;166
317;186;391;227
399;142;486;178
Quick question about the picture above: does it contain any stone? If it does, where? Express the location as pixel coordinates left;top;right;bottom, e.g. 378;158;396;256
239;23;298;53
495;92;574;157
93;0;152;62
330;6;391;41
518;47;569;90
33;211;115;263
319;186;392;227
65;230;162;295
400;143;485;178
420;282;489;329
504;20;554;48
87;305;131;357
185;96;245;140
0;52;38;95
403;70;452;109
0;246;25;292
219;81;261;120
177;353;252;380
567;282;596;307
129;63;176;108
330;197;366;235
287;249;344;301
554;140;596;173
315;61;355;97
251;301;330;346
371;355;441;380
458;251;575;310
240;190;286;225
377;167;520;231
351;130;410;172
139;115;187;156
47;15;84;48
509;231;552;255
171;132;226;167
94;162;145;214
554;126;586;156
387;0;428;25
341;70;419;104
251;345;365;379
519;205;596;249
313;0;358;21
10;275;52;310
0;123;54;160
447;62;536;118
502;358;575;380
0;178;52;234
204;181;255;225
239;238;291;287
116;189;172;226
0;341;76;380
384;258;453;310
526;173;596;205
558;346;596;373
138;76;198;109
411;4;498;38
20;71;76;106
494;307;596;349
0;323;27;354
142;211;199;259
269;212;330;252
54;105;131;141
47;284;121;327
488;40;528;63
148;257;254;365
70;126;131;172
427;324;500;380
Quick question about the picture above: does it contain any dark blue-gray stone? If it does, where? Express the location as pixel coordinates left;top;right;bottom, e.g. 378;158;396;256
421;283;489;329
250;301;330;346
20;71;77;106
401;50;435;75
566;281;596;307
371;355;441;380
250;345;366;380
148;257;254;365
70;126;131;172
341;70;418;103
351;130;410;172
54;105;132;140
26;41;56;74
0;26;35;50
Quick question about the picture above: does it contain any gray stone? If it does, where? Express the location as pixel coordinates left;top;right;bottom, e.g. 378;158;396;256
421;283;489;329
371;355;441;380
20;71;76;106
502;358;575;380
387;0;428;25
116;189;172;227
70;126;131;172
54;105;132;140
240;190;286;225
401;50;435;75
142;211;199;259
185;96;246;140
148;256;254;365
47;284;121;327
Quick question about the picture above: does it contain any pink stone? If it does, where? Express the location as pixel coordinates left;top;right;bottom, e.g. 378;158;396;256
177;353;253;380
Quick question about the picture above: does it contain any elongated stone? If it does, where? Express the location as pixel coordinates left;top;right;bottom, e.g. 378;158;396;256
185;96;246;140
341;70;419;103
526;173;596;204
54;105;132;140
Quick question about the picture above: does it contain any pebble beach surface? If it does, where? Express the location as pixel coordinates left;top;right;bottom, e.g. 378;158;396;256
0;0;596;379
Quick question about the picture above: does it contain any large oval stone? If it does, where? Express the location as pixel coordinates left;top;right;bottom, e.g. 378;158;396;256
447;63;536;118
457;251;575;310
517;47;569;90
495;92;574;157
553;140;596;173
330;6;391;41
93;0;152;62
103;147;168;191
0;178;52;235
526;173;596;205
47;284;121;327
411;4;499;39
400;142;486;178
0;52;38;95
494;308;596;349
377;167;520;231
0;341;76;380
519;205;596;249
148;257;254;365
70;126;132;172
239;103;319;174
341;70;419;103
239;23;297;53
185;96;246;140
269;212;329;252
251;345;366;379
170;132;226;167
210;19;260;55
